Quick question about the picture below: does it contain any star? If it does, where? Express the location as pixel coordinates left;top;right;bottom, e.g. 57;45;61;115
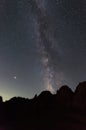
13;76;17;80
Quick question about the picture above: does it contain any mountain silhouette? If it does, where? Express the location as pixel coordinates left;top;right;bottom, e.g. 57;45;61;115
0;81;86;130
74;81;86;110
56;85;74;108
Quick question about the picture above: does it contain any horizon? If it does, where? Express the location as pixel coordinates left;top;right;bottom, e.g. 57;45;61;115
1;80;86;101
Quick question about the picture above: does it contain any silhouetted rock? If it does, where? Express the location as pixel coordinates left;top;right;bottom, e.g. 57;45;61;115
36;91;53;110
38;91;52;100
56;85;74;108
7;96;29;103
74;81;86;110
0;96;3;103
0;82;85;130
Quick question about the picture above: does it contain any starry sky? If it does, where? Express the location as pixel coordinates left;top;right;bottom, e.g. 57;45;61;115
0;0;86;101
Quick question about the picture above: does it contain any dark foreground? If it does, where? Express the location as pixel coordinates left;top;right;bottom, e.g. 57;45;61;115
0;81;86;130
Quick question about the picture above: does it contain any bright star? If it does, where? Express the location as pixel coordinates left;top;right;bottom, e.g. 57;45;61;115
13;76;17;80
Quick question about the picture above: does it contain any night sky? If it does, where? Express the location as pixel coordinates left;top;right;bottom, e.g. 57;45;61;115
0;0;86;101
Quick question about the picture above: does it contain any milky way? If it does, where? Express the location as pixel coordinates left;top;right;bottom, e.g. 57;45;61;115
25;0;86;92
29;0;63;93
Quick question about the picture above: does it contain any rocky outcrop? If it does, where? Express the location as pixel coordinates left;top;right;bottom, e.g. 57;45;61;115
56;85;74;108
73;81;86;110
